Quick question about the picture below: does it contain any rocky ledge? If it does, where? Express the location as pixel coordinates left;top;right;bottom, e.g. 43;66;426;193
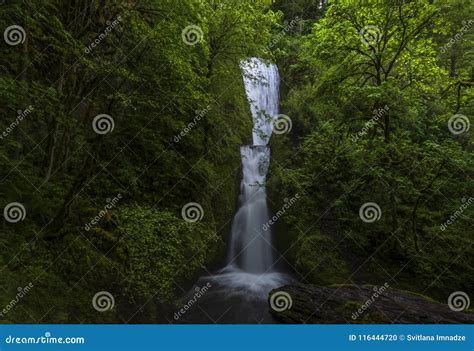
269;284;474;324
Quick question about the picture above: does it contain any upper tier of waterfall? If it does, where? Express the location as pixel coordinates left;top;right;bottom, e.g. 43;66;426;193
241;58;280;145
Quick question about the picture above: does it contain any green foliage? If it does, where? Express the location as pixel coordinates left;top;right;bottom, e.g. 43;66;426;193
294;234;349;285
0;0;278;322
114;206;220;306
0;0;472;323
268;0;473;298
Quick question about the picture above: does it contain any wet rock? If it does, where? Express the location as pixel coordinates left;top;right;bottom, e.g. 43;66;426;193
269;284;474;324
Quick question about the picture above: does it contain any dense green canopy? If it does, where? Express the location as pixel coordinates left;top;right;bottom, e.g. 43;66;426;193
0;0;472;323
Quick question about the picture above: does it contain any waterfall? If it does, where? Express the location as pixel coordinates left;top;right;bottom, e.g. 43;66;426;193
176;58;292;322
209;57;291;299
241;57;280;146
226;58;279;273
226;145;273;273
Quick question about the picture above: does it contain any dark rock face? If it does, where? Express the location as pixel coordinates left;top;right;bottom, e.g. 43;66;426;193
269;284;474;324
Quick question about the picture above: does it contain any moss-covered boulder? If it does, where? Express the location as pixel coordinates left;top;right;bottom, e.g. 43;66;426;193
269;284;474;324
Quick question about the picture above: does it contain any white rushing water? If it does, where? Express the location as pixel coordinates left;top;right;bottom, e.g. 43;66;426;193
241;58;280;146
226;145;273;273
176;58;292;323
209;58;291;299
